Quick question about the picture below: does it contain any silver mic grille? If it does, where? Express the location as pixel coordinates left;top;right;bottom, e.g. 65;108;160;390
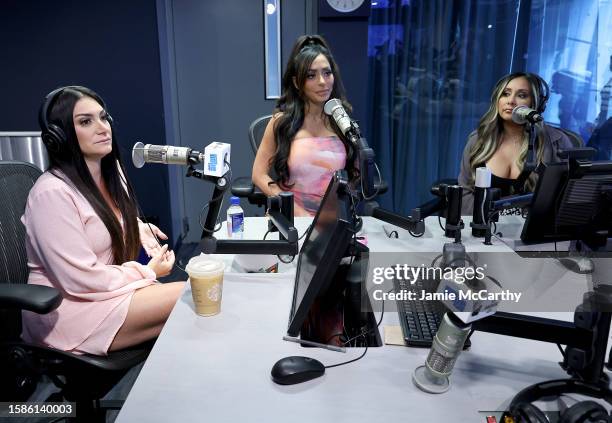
132;142;192;167
132;141;145;168
324;98;342;116
146;145;166;162
425;348;458;377
324;98;352;136
412;313;471;393
512;105;543;125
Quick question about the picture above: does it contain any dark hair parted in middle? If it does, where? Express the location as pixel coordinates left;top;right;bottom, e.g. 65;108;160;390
270;34;357;187
41;86;141;264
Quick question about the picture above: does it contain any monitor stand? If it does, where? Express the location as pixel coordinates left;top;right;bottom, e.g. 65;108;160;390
299;248;382;348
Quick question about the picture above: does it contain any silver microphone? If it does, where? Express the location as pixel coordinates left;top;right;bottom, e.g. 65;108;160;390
324;98;353;137
413;313;471;393
512;105;543;125
131;142;202;168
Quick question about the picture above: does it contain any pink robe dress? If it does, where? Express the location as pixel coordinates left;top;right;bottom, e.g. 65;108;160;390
21;172;157;356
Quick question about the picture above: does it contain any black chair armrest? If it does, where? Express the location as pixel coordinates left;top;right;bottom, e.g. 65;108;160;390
0;284;62;314
231;176;255;197
231;177;268;207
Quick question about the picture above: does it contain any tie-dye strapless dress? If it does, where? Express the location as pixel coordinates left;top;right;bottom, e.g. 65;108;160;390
284;136;347;216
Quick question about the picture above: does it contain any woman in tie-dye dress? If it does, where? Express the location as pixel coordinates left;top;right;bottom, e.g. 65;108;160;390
252;35;357;216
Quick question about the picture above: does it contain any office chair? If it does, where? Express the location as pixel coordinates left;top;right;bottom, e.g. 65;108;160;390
247;114;272;155
558;128;584;148
231;115;273;207
0;161;152;422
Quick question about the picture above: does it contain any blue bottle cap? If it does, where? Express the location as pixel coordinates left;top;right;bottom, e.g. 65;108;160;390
230;196;240;205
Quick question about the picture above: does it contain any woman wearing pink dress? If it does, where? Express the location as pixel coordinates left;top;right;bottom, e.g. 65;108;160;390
252;35;357;216
22;86;184;356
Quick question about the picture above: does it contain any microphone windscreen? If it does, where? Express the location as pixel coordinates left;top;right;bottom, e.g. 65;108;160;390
475;167;491;188
512;105;543;124
512;105;525;124
323;98;342;116
132;141;145;168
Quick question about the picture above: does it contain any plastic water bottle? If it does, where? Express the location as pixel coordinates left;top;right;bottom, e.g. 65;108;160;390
226;196;244;239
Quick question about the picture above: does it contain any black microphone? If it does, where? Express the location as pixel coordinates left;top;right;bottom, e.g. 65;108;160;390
512;105;543;125
131;142;203;168
431;184;463;238
444;185;463;238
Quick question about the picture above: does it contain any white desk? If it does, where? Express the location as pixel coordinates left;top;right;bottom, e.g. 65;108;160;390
116;216;594;422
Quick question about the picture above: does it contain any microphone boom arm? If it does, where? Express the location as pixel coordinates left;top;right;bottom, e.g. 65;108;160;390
185;165;298;256
366;197;446;237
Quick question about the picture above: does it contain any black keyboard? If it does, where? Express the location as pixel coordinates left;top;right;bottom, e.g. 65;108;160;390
393;277;471;348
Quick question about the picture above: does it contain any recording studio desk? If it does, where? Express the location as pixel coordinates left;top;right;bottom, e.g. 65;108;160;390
116;217;587;422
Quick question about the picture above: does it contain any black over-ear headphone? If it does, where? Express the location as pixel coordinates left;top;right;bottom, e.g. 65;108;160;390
38;85;113;154
504;379;612;423
531;73;550;114
39;86;70;153
494;73;550;114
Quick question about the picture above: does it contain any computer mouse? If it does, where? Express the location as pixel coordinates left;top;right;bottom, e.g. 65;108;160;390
270;356;325;385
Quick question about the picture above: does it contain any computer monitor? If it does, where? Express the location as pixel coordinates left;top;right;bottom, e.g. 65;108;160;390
287;170;355;338
521;160;612;246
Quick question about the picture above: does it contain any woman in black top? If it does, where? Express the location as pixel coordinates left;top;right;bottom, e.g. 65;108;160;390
458;72;573;214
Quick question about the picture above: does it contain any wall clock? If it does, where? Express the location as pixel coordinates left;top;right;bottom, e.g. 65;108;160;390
326;0;365;13
319;0;370;18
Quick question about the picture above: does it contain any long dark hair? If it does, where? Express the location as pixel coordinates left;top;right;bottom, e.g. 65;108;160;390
42;86;140;264
271;34;357;187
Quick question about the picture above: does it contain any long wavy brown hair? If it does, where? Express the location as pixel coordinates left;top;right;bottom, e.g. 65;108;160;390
466;72;549;192
270;35;357;188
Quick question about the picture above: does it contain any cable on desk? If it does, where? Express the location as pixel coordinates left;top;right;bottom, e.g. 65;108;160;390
430;254;443;268
484;274;502;289
386;229;399;239
324;290;388;369
298;224;311;241
464;327;476;346
263;229;297;263
264;224;310;242
438;215;445;231
324;345;368;369
492;221;500;237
